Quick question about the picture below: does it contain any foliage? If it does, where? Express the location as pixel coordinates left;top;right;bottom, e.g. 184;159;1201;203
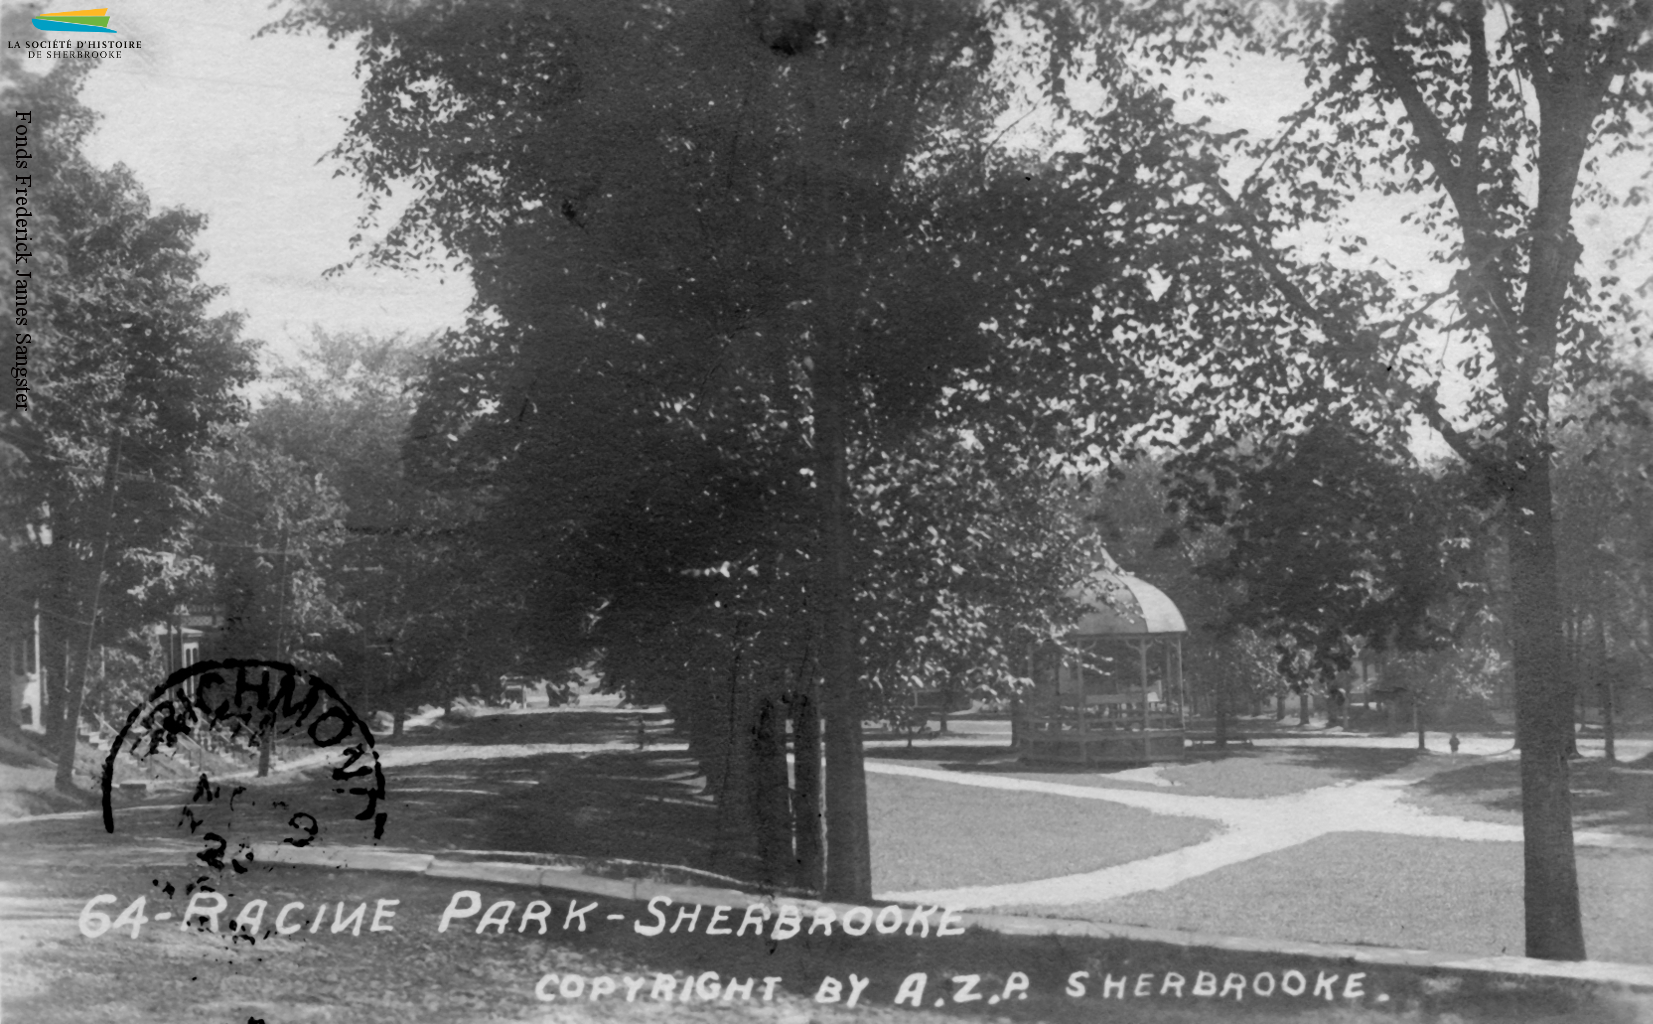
0;43;258;782
1552;372;1653;727
856;430;1103;715
1184;422;1493;681
273;0;1196;896
248;331;516;719
1075;0;1653;960
197;430;349;670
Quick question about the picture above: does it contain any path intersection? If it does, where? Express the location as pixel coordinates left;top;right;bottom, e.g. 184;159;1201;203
866;753;1653;908
5;698;1650;971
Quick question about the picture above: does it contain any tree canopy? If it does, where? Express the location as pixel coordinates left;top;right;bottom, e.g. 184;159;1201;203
1;44;258;786
274;0;1204;897
269;0;1653;946
1097;0;1653;960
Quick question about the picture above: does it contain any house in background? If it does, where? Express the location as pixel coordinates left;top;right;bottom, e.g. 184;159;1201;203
152;605;224;702
4;602;225;737
5;603;44;734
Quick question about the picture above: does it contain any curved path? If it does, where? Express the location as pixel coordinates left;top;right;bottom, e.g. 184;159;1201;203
868;760;1653;908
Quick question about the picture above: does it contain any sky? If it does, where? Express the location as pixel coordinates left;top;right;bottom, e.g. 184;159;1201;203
22;0;1651;413
58;0;473;365
46;3;1345;371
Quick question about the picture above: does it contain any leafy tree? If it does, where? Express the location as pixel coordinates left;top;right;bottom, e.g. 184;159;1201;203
195;428;349;771
1094;0;1653;959
1084;459;1289;739
199;433;347;669
277;0;1176;898
0;48;258;787
1553;375;1653;761
252;332;514;733
1185;423;1492;686
856;429;1105;723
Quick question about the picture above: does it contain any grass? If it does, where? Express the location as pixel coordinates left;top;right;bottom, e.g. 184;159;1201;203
1006;832;1653;965
869;745;1431;799
36;706;758;884
1403;756;1653;836
13;707;1653;1021
866;774;1219;893
29;715;1223;899
5;857;1643;1024
0;859;956;1024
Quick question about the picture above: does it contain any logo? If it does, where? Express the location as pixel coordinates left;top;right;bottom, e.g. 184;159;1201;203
32;8;115;33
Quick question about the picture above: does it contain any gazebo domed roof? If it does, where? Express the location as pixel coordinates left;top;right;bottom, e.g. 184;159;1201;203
1068;566;1186;637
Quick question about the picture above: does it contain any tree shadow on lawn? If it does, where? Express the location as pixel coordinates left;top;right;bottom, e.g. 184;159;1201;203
89;741;758;883
1409;757;1653;836
382;705;672;748
1254;744;1428;782
379;747;752;871
361;709;736;864
866;744;1022;768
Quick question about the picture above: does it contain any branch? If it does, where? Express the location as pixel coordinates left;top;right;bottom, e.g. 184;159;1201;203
1460;0;1491;193
1363;13;1526;377
1414;383;1486;468
1197;173;1487;468
1364;29;1472;209
1238;97;1322;202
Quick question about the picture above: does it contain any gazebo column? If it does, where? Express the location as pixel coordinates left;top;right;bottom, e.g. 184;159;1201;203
1074;653;1087;764
1163;640;1172;726
1139;639;1150;730
1176;637;1187;731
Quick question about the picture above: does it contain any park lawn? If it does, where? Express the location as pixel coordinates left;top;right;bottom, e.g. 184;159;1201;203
8;858;1631;1024
1402;757;1653;837
1152;747;1434;798
866;774;1219;894
0;859;980;1024
55;705;771;885
875;745;1430;800
39;713;1221;900
1004;832;1653;966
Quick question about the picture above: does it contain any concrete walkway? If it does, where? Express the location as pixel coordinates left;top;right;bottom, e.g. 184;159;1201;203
868;760;1653;908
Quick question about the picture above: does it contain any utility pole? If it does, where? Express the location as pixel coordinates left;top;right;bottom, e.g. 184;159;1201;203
259;524;289;777
57;434;122;791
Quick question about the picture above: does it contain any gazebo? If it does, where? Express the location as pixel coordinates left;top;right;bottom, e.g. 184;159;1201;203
1017;563;1188;764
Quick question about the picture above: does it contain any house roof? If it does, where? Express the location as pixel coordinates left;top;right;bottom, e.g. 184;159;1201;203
1069;566;1186;637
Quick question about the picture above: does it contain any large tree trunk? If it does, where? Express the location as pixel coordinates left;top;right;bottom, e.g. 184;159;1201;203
39;611;68;759
789;687;824;892
39;549;79;784
1508;457;1585;961
57;438;122;792
701;653;747;818
751;695;794;889
52;642;86;791
1596;615;1615;763
1213;670;1228;749
813;330;872;902
49;571;90;791
702;661;762;876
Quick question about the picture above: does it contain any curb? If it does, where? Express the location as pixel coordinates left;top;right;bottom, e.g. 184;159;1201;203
250;842;1653;994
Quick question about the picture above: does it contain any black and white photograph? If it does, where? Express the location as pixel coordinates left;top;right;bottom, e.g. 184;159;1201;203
3;1;1652;1021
